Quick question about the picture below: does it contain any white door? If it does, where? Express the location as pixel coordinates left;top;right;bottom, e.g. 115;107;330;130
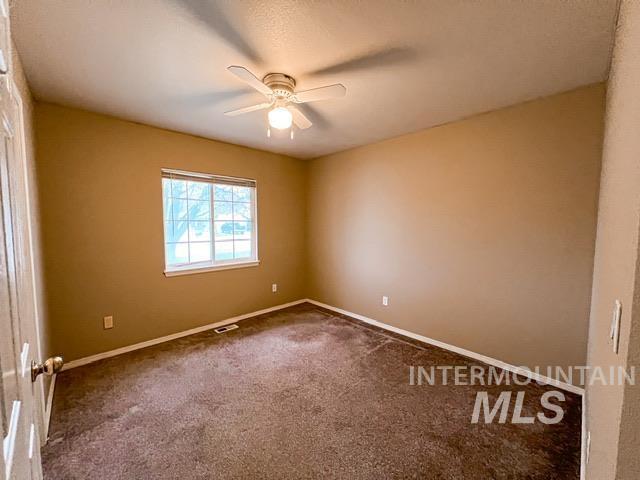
0;100;41;478
0;4;53;477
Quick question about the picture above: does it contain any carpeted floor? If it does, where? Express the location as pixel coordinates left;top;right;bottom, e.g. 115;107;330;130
43;303;581;479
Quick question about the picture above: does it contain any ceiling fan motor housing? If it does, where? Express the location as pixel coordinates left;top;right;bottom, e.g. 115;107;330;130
263;73;296;99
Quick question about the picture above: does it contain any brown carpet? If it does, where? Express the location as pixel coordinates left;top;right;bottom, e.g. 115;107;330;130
43;303;581;479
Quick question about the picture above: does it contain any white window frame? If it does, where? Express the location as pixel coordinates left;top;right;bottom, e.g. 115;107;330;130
161;169;259;277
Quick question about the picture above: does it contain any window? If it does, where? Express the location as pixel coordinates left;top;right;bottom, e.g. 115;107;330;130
161;169;258;275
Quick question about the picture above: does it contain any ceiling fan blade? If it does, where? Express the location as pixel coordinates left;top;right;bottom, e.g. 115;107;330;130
224;102;272;116
176;89;251;108
227;66;272;96
294;84;346;103
177;1;262;64
288;105;312;129
307;47;416;76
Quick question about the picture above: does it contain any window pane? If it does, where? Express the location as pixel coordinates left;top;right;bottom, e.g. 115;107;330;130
233;202;251;221
234;240;252;259
162;180;173;221
172;199;188;221
214;184;232;201
188;200;210;220
168;221;189;243
163;173;256;269
162;177;172;196
188;181;210;201
233;186;251;202
171;180;187;198
163;198;173;222
233;221;252;240
213;201;233;221
166;243;188;265
190;242;212;262
215;241;234;261
189;221;211;242
214;221;234;241
165;221;188;243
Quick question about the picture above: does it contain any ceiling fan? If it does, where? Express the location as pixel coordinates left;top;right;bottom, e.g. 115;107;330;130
224;65;346;137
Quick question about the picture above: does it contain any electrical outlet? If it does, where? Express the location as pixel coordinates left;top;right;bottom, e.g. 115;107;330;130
382;296;389;306
103;315;114;329
272;283;278;293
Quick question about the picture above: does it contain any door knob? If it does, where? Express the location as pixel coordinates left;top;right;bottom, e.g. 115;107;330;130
31;356;64;382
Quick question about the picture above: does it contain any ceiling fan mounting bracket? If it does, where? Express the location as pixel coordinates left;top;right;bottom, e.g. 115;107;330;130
263;73;296;99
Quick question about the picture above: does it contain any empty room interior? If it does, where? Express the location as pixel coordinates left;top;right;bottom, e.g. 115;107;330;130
2;0;640;479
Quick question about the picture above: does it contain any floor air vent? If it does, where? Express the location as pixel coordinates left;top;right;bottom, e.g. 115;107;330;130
214;324;239;334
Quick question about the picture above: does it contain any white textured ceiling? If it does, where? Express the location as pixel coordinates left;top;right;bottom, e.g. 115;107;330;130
12;0;618;159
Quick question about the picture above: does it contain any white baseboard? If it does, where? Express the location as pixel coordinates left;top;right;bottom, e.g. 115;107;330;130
62;299;307;371
305;299;584;396
44;374;56;442
58;296;583;393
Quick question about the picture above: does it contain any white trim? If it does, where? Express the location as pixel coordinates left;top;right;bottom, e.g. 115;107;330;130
305;299;584;396
3;401;21;479
28;423;35;460
164;260;260;277
44;374;56;441
580;393;587;480
161;170;259;275
161;168;256;186
62;299;306;370
19;342;29;378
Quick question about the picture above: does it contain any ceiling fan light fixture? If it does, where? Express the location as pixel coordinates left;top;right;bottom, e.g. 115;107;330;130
268;107;293;130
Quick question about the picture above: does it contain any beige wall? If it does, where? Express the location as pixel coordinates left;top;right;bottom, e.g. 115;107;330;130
35;84;606;378
34;104;307;361
307;84;605;375
585;1;640;478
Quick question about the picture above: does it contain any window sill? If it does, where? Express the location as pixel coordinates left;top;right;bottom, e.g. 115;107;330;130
164;260;260;277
